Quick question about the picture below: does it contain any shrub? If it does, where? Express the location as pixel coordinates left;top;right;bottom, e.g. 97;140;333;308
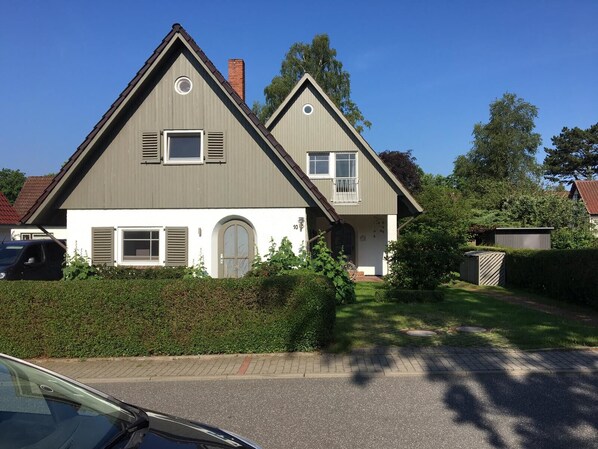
307;236;355;305
95;266;188;279
386;231;464;290
62;250;98;280
248;237;307;277
505;248;598;309
0;274;335;358
248;235;355;305
374;288;445;303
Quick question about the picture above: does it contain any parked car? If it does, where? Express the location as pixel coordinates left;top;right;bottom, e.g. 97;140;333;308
0;239;66;280
0;353;262;448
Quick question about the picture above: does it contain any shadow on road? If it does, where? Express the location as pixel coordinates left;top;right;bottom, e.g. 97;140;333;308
321;346;598;448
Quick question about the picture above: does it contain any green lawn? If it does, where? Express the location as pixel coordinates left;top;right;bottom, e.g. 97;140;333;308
330;282;598;352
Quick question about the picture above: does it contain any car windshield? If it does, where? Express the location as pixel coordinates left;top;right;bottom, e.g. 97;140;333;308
0;243;25;265
0;355;136;449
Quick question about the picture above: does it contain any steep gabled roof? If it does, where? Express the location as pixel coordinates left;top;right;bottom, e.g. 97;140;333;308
13;175;53;220
23;24;340;224
266;73;423;216
570;180;598;214
0;192;20;225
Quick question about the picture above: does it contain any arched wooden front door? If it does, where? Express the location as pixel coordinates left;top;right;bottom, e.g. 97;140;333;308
218;220;254;278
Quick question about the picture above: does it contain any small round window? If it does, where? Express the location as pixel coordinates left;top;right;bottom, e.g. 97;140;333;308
302;104;314;115
175;76;192;95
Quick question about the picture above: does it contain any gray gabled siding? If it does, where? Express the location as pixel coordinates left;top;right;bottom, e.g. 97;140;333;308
58;51;315;210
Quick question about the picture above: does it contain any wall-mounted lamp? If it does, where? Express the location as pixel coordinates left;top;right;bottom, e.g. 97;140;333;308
298;217;305;231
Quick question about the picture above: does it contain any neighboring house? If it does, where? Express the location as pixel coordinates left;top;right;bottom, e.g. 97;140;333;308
11;176;67;241
0;193;20;242
266;74;422;275
569;180;598;235
21;24;421;277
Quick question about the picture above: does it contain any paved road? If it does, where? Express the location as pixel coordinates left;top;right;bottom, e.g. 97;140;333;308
93;372;598;449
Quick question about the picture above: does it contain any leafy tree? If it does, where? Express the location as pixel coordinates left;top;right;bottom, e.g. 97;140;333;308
454;93;542;191
387;183;471;290
0;168;26;204
253;34;371;133
378;150;423;193
544;123;598;184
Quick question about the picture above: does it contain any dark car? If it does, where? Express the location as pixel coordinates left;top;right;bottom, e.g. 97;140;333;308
0;239;66;280
0;353;262;449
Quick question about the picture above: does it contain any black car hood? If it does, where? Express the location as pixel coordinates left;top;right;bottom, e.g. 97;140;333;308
137;410;257;448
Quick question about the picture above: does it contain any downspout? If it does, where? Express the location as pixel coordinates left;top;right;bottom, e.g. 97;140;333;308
36;225;67;251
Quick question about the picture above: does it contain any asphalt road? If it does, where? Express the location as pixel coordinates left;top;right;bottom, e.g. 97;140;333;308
94;373;598;449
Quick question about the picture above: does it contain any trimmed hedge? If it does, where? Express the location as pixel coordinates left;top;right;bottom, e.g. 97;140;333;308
0;274;336;358
505;249;598;309
94;266;188;279
374;288;445;303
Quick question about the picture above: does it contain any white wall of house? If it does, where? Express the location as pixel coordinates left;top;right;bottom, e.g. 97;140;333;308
313;214;393;276
10;226;67;241
591;215;598;236
67;208;308;277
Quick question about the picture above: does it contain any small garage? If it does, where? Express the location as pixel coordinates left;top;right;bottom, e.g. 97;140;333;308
476;227;553;250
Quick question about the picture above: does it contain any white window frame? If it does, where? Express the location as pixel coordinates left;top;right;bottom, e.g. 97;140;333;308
306;152;331;178
306;151;358;179
118;227;162;266
163;130;204;165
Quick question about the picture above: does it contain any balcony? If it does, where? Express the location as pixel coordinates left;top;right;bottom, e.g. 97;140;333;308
333;177;359;203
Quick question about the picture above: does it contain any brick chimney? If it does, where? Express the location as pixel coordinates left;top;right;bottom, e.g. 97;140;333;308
228;59;245;101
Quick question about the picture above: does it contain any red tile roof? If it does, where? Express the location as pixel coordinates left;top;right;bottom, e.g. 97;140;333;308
0;192;20;224
13;176;53;220
570;180;598;215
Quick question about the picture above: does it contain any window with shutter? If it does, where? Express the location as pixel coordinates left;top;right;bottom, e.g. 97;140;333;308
92;227;114;266
141;131;160;163
205;131;225;163
165;227;188;266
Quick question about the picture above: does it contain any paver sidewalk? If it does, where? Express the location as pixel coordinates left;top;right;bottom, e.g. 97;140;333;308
32;347;598;383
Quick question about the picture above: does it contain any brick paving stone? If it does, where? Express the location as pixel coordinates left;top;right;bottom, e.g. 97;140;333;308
30;348;598;381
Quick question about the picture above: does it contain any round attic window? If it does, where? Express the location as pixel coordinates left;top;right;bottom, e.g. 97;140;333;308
302;104;314;115
175;76;192;95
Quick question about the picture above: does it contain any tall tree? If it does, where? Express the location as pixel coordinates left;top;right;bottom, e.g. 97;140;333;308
454;93;542;189
253;34;371;133
378;150;423;193
544;123;598;184
0;168;26;204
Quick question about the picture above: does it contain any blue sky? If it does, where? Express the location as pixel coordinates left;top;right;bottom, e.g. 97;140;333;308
1;0;596;177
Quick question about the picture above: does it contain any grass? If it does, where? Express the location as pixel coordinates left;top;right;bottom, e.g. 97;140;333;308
329;282;598;352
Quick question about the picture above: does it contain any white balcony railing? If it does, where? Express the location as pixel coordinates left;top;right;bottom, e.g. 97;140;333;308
333;177;359;203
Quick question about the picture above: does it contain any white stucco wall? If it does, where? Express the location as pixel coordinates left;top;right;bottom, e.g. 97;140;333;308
313;214;393;276
67;208;308;277
10;226;67;241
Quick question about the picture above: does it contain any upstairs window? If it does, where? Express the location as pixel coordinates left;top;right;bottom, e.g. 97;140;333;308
308;153;330;177
164;130;203;164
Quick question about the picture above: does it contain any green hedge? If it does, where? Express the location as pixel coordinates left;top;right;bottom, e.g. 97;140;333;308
0;274;336;358
94;266;188;279
374;288;445;303
505;249;598;309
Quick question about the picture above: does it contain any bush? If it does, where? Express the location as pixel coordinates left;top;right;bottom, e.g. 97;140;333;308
248;235;355;305
96;266;188;279
374;288;445;303
386;231;464;290
307;236;355;305
0;274;336;358
505;249;598;309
